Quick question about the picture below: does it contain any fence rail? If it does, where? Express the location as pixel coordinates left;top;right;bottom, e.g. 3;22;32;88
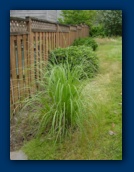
10;16;89;115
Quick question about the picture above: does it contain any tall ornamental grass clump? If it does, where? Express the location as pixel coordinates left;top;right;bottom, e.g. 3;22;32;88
49;46;99;79
20;61;86;142
72;37;98;51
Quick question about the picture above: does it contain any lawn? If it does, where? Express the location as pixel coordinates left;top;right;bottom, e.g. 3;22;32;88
22;37;122;160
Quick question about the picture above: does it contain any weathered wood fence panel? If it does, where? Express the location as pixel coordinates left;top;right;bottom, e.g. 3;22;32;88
10;17;89;115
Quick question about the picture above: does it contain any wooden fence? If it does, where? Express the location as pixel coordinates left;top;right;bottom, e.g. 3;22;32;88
10;17;89;114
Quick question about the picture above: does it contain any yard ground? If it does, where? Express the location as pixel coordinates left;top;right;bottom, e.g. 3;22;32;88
13;37;122;160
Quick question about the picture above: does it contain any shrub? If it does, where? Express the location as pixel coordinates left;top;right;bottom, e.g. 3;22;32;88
98;10;122;36
90;25;106;37
49;46;99;79
72;37;98;51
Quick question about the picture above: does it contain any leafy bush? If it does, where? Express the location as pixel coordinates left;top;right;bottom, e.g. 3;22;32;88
49;46;99;79
97;10;122;36
90;25;106;37
20;61;87;142
72;37;98;51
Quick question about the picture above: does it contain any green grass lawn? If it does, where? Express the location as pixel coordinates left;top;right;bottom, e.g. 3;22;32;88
22;37;122;160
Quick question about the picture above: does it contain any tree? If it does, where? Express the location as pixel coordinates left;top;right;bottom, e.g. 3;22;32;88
58;10;97;27
97;10;122;36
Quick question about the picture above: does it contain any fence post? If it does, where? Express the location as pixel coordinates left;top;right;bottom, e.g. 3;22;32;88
76;25;78;39
88;25;90;37
69;26;71;45
56;24;59;47
67;25;70;46
26;17;35;95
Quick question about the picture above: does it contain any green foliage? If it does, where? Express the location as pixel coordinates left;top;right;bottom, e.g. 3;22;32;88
58;10;97;27
22;37;122;160
72;37;98;51
20;61;87;142
22;139;57;160
90;25;106;37
58;10;122;37
97;10;122;36
49;46;99;79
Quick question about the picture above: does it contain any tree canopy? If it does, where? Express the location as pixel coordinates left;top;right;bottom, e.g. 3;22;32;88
58;10;122;36
97;10;122;36
58;10;97;27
